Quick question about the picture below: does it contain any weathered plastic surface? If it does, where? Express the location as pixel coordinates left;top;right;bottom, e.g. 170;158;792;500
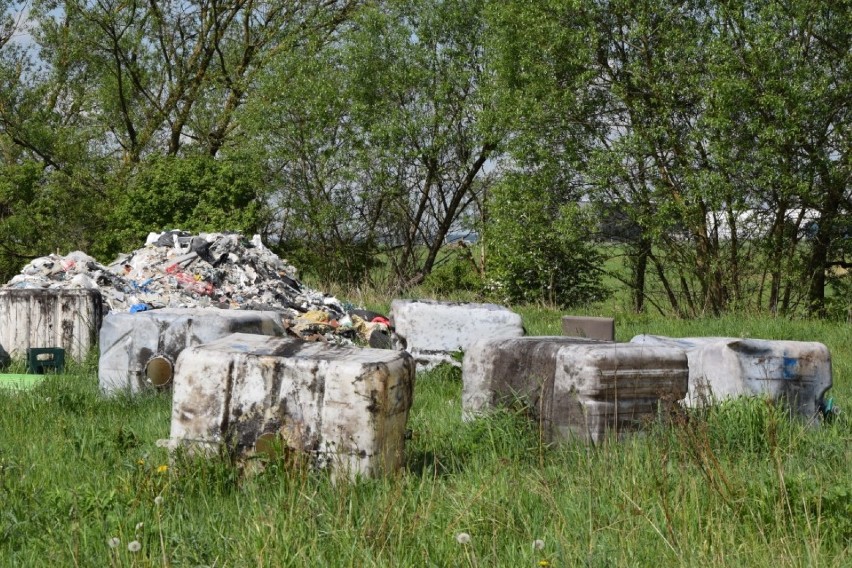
170;333;415;479
463;337;688;444
390;299;524;369
561;316;615;341
0;289;103;363
630;335;832;420
99;308;284;395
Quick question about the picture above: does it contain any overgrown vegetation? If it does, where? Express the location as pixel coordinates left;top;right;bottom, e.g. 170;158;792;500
0;0;848;315
0;312;849;566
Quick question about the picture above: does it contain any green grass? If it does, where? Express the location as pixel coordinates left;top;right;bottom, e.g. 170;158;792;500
0;313;850;566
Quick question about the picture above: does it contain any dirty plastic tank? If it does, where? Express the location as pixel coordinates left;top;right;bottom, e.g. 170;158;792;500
98;308;284;395
462;337;689;444
390;299;524;370
630;335;832;421
0;289;103;363
169;333;415;480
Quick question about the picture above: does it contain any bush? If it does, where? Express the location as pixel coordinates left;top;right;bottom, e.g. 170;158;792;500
421;250;484;296
483;174;608;307
105;153;268;256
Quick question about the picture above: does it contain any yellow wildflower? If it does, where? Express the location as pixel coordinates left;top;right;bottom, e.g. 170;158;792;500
156;464;169;474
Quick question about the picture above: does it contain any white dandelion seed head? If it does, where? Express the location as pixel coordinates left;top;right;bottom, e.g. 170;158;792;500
154;495;164;506
533;539;545;550
128;540;141;552
455;532;471;544
135;522;144;531
107;537;120;549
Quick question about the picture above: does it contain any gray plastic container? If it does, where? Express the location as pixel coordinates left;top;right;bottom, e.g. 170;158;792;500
463;337;689;444
390;299;524;369
99;308;284;395
170;333;415;480
561;315;615;341
631;335;832;420
0;289;103;363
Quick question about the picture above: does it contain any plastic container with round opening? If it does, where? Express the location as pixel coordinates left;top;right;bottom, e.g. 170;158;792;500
98;308;284;395
145;355;174;387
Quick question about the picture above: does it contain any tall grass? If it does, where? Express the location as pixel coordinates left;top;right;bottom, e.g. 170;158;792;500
0;312;849;566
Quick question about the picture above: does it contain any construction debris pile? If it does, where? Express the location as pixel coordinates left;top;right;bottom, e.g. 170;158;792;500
3;231;394;346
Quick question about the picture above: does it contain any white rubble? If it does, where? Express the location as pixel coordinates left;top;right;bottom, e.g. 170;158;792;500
390;299;524;369
4;231;345;318
630;335;832;420
462;337;689;444
169;333;415;480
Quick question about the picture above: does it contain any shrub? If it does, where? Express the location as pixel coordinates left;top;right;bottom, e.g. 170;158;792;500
483;174;608;307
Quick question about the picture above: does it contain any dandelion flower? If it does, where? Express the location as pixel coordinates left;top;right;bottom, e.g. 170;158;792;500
128;540;141;553
156;464;169;474
455;532;471;544
538;560;550;567
107;537;120;549
533;539;545;551
154;495;164;506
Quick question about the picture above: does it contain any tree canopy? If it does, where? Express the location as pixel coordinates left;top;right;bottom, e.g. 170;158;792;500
0;0;848;314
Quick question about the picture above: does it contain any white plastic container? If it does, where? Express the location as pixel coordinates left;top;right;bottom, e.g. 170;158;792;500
0;289;103;363
169;333;415;479
390;299;524;369
463;337;688;443
630;335;832;420
98;308;284;395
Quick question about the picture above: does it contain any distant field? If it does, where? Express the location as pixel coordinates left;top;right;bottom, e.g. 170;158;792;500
0;310;849;566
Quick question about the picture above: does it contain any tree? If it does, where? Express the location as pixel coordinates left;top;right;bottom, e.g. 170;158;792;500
0;0;358;274
251;0;503;289
488;0;850;316
484;170;608;307
706;0;851;316
346;0;502;287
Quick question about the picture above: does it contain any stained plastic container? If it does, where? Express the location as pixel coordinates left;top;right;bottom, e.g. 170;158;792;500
98;308;284;395
0;289;103;363
630;335;832;420
169;333;415;480
390;299;524;369
463;337;688;443
561;316;615;341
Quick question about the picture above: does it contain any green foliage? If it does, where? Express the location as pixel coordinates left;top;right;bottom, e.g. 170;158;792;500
421;250;484;296
484;173;608;307
0;0;849;314
105;153;268;256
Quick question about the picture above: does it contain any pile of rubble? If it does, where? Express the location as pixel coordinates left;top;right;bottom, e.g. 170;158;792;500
5;230;345;316
4;230;402;347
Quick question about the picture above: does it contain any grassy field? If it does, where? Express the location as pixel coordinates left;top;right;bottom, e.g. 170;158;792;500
0;309;849;567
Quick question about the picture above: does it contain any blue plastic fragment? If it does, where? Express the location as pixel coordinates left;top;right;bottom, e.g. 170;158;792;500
129;303;150;313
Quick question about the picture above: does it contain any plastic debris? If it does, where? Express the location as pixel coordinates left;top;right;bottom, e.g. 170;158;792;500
4;231;342;316
4;231;402;347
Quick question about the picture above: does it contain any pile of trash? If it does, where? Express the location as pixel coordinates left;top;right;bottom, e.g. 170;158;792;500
4;230;395;346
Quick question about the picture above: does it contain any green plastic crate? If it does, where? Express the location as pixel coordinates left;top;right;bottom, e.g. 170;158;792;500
27;347;65;374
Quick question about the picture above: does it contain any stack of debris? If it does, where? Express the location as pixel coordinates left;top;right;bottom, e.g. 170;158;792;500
4;231;393;345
